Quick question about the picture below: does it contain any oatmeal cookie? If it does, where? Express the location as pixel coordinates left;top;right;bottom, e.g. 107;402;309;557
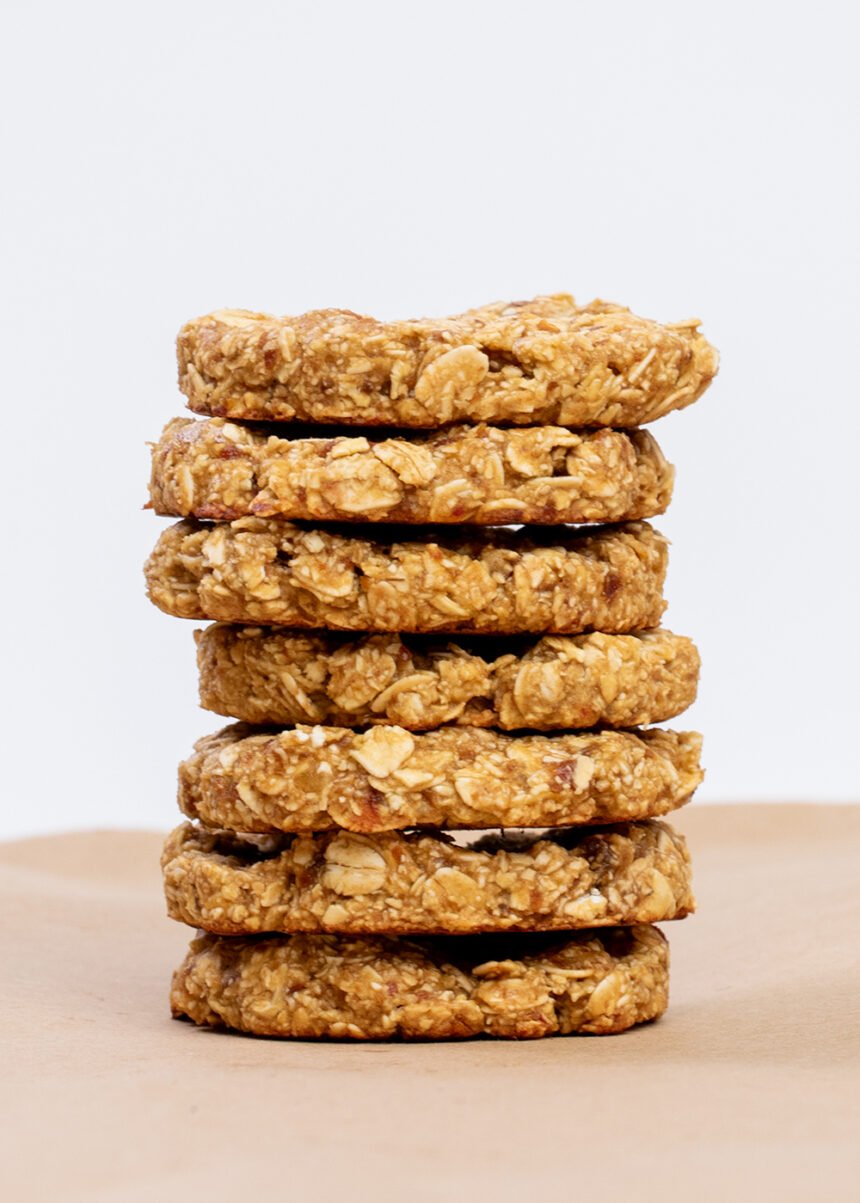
177;294;716;429
145;519;668;635
196;625;699;730
171;925;669;1039
150;418;673;526
162;819;693;936
179;723;703;834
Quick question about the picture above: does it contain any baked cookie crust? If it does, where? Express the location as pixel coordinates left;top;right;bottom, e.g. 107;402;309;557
170;925;670;1039
162;819;693;936
196;625;699;730
177;294;717;430
150;418;673;526
145;519;668;635
179;723;703;834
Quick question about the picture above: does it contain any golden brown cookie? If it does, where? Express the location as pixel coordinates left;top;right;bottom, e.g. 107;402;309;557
162;819;693;936
145;519;668;635
150;419;673;526
179;723;703;834
196;625;699;730
177;294;717;429
171;925;670;1039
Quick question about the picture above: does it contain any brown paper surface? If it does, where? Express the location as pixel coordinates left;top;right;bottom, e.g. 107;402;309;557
1;804;858;1202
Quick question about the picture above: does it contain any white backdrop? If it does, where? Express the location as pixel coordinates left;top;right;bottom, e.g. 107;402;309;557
2;1;858;837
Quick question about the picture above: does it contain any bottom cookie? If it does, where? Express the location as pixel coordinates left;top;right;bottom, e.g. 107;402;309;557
171;925;668;1040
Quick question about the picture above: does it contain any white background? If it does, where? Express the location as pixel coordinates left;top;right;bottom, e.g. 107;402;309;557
2;1;858;838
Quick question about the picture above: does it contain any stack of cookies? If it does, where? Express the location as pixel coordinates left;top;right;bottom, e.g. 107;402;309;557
144;294;717;1040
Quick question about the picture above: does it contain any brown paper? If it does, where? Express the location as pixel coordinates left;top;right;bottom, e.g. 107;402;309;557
1;805;858;1202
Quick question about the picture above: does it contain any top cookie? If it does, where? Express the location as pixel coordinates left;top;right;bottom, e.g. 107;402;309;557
178;295;717;429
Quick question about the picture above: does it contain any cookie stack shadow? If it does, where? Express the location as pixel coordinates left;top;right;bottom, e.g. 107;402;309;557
144;294;717;1040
